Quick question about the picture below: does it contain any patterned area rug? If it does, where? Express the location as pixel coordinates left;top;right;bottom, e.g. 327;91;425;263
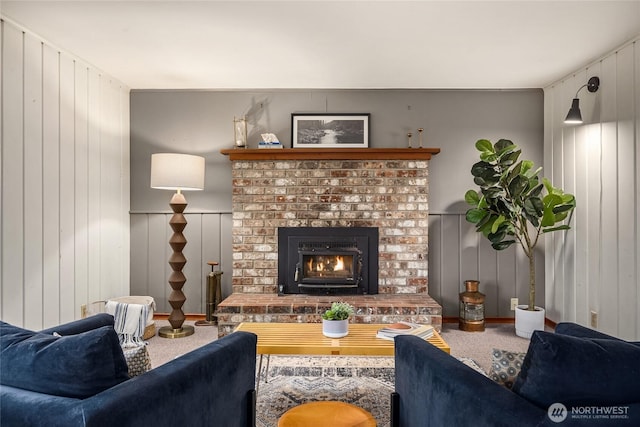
256;356;394;427
255;356;484;427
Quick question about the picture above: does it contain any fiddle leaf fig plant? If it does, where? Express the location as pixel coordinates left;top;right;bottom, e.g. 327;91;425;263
464;139;576;311
322;302;355;321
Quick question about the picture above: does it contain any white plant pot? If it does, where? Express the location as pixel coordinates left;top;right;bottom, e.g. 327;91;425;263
322;319;349;338
515;305;545;339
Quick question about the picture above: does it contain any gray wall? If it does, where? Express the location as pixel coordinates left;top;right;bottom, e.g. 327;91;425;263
130;89;544;317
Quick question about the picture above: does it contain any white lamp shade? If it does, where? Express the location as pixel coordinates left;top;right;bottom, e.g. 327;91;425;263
150;153;205;191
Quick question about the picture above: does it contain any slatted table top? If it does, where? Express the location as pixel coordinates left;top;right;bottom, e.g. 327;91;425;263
235;322;450;356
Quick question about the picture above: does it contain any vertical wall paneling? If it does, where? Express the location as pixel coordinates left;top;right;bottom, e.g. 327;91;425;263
573;123;589;326
182;213;203;314
130;212;231;314
441;215;461;316
545;37;639;340
41;42;61;326
201;213;222;304
635;41;640;339
23;33;44;329
424;213;537;319
0;18;130;328
1;22;25;324
615;45;637;340
74;62;89;319
427;215;443;310
87;71;101;305
562;106;577;322
130;214;149;296
58;54;75;324
220;213;233;298
119;88;131;296
599;54;619;336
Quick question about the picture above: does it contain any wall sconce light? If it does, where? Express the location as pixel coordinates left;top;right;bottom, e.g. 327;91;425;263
150;153;205;338
564;76;600;124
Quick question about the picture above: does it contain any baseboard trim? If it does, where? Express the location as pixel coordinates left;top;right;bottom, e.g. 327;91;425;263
154;313;206;321
444;316;558;329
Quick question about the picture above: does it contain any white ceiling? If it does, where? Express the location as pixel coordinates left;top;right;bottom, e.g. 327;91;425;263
2;1;639;90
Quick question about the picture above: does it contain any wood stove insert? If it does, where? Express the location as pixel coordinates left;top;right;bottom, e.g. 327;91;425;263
278;227;379;295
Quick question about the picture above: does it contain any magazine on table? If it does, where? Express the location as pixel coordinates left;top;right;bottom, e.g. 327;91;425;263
376;322;434;341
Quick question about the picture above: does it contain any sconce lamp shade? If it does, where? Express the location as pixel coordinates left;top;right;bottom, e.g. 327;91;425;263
563;76;600;125
564;98;583;124
150;153;205;191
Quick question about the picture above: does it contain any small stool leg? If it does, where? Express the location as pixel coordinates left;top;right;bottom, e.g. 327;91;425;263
264;355;271;383
256;354;263;394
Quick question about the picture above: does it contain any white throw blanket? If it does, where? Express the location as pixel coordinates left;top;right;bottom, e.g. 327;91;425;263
105;300;149;348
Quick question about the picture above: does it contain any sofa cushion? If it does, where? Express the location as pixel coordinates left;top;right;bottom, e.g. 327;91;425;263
512;330;640;408
488;348;525;389
0;321;129;398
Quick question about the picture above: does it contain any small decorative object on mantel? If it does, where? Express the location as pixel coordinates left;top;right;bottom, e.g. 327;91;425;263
417;127;424;148
233;116;247;148
406;132;413;148
258;133;283;149
459;280;485;332
321;302;355;338
291;113;369;148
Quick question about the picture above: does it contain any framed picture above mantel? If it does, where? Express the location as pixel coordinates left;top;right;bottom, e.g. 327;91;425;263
291;113;370;148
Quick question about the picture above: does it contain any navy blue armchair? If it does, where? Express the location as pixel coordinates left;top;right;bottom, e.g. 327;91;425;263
392;323;640;426
1;314;257;427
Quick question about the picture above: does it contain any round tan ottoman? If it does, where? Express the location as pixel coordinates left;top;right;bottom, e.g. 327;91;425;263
278;401;376;427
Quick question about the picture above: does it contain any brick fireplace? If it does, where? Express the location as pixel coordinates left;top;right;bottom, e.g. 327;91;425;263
216;148;442;336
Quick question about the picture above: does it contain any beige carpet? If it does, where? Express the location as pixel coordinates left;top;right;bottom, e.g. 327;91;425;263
146;320;535;373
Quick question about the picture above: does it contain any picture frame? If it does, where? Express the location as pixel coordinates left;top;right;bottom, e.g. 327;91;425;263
291;113;370;148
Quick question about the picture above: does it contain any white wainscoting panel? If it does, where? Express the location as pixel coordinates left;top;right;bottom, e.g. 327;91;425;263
545;38;639;340
129;212;233;314
0;18;130;329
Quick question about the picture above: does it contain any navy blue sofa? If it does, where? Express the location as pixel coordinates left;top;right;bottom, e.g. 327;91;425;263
0;314;257;427
393;322;640;426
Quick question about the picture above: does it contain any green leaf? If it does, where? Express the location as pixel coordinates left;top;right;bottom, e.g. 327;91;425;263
541;206;555;227
465;208;487;224
491;215;506;234
542;225;571;233
494;139;514;152
465;190;480;206
501;150;521;166
526;182;543;198
508;175;529;198
524;197;543;217
492;240;516;250
475;139;494;153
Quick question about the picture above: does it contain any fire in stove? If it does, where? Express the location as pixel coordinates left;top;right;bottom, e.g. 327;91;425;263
304;255;353;278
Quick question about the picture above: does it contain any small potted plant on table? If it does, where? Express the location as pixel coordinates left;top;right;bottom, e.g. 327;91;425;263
322;302;355;338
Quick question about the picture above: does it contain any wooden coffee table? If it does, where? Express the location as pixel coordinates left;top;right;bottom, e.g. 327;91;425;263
235;322;450;390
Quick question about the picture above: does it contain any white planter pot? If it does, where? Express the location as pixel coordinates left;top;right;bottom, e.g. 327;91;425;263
515;305;545;339
322;319;349;338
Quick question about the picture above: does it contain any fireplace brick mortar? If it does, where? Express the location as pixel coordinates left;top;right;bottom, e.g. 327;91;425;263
219;156;442;335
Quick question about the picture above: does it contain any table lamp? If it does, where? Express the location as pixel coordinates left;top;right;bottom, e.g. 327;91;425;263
150;153;205;338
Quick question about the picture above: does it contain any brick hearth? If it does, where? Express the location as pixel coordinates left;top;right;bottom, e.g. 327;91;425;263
217;148;441;336
217;293;443;336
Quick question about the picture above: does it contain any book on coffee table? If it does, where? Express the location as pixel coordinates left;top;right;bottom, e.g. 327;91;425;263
376;322;435;341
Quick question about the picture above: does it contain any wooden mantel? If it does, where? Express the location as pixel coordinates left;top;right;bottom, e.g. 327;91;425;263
220;147;440;161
